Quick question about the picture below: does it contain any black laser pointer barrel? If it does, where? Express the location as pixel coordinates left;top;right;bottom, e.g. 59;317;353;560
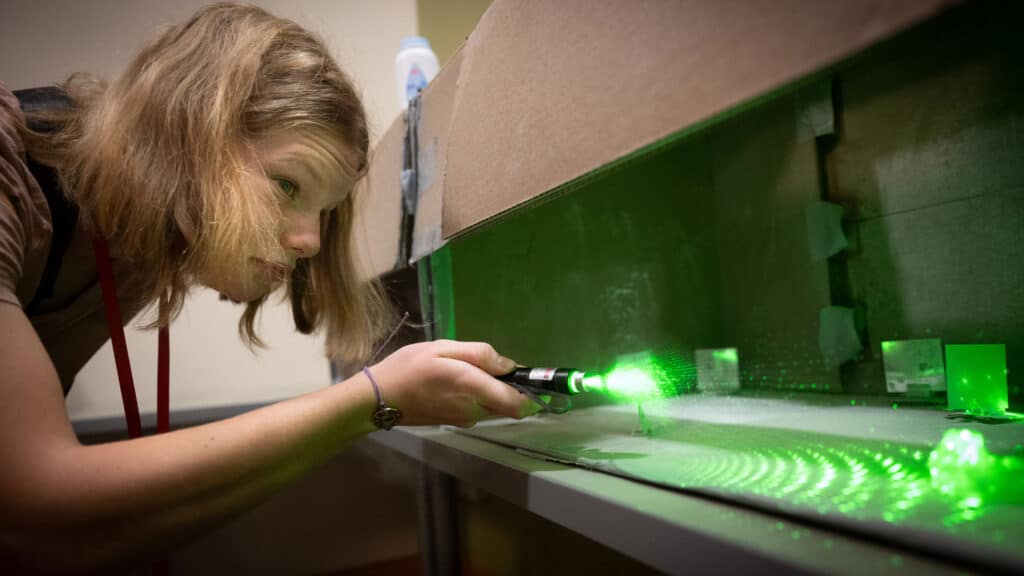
498;367;590;395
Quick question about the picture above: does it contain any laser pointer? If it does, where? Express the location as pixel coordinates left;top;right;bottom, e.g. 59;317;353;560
498;367;602;396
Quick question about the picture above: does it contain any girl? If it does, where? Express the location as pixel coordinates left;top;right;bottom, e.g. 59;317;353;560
0;4;538;572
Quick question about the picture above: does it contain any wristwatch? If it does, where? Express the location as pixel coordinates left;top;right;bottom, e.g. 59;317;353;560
363;367;403;430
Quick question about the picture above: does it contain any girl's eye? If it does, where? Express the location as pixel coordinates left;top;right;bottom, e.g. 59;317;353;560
274;178;297;198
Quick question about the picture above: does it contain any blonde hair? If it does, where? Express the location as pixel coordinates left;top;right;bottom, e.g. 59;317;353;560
19;3;393;362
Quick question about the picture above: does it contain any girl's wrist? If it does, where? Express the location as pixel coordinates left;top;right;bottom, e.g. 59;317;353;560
362;366;403;430
327;371;380;436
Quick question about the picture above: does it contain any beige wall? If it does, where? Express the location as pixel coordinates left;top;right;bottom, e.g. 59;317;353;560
0;0;418;420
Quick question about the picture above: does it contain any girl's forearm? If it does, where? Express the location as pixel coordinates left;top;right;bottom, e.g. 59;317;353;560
14;372;377;573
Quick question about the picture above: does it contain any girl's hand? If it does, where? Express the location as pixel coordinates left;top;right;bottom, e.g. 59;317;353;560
368;340;542;427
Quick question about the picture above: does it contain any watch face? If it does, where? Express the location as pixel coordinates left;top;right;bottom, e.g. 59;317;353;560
372;407;403;430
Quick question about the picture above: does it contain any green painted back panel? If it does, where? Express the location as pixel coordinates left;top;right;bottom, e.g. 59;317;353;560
446;1;1024;408
449;89;843;401
450;132;722;390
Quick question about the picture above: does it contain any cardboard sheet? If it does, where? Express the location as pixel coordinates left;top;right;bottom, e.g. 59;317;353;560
441;0;956;237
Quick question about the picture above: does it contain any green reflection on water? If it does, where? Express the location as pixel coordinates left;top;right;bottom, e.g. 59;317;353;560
625;427;1022;532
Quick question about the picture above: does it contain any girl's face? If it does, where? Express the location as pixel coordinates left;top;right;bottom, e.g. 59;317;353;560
203;129;356;303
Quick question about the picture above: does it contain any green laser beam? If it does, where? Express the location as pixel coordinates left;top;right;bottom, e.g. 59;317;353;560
585;350;698;401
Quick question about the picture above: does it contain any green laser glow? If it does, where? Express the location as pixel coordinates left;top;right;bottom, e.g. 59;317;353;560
926;428;1024;526
582;374;604;391
929;429;996;502
604;367;659;399
568;371;583;394
945;344;1009;416
712;348;739;363
590;350;698;401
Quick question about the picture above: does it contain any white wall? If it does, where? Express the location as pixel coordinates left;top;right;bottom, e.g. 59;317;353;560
0;0;417;420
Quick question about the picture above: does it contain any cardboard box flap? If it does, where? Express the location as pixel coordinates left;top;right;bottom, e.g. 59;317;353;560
441;0;956;238
354;44;466;276
352;116;404;279
411;47;464;262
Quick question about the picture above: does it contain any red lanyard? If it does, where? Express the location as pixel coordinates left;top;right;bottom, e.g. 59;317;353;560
92;236;169;437
93;236;170;576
